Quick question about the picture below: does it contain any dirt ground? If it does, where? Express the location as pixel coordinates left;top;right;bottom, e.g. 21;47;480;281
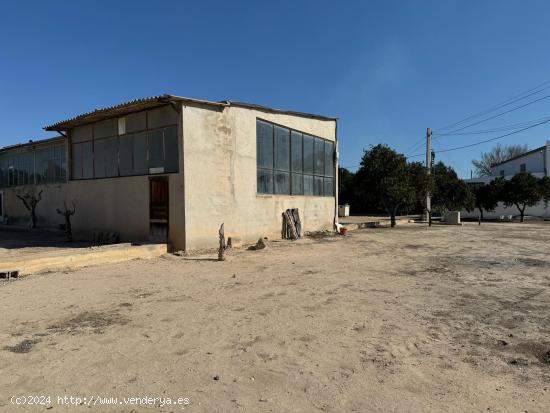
1;223;549;412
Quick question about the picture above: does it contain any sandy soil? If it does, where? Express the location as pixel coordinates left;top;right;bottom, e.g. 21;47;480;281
0;223;549;412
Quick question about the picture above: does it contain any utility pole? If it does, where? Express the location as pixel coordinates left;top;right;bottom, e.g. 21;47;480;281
425;127;431;221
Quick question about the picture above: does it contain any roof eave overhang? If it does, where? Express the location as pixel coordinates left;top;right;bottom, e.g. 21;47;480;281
224;100;338;121
44;94;228;132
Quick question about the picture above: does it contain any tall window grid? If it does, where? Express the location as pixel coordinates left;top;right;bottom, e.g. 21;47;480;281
257;119;334;196
71;105;179;180
0;142;66;188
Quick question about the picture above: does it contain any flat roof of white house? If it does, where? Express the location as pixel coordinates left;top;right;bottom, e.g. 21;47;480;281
44;94;337;132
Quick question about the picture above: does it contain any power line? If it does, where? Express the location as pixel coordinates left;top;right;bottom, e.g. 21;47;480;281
434;80;550;133
432;115;550;136
436;93;550;135
407;117;550;159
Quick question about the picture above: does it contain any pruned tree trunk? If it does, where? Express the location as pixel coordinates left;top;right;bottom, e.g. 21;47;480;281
56;202;76;242
520;206;526;223
218;223;226;261
16;190;43;229
478;208;484;225
514;203;526;222
390;208;397;228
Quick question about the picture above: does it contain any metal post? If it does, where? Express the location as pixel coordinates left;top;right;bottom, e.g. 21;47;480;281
425;128;431;220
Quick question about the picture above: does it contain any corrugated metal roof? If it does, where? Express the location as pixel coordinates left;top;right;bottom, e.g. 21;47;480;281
0;136;65;154
44;94;337;131
44;94;227;131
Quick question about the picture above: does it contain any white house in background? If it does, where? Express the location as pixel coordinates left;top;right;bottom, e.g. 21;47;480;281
463;140;550;219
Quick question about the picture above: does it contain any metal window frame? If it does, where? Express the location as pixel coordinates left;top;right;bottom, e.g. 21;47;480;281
69;108;180;182
256;117;335;197
0;142;67;189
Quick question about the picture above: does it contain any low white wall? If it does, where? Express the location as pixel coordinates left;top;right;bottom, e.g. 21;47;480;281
462;201;550;219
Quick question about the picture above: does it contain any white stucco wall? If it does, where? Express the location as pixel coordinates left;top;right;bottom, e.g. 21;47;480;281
181;104;337;250
462;201;550;220
489;141;549;178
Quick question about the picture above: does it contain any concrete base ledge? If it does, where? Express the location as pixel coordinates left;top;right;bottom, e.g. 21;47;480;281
339;218;413;230
2;243;168;276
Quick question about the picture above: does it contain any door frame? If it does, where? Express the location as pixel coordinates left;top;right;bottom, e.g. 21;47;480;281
149;176;169;241
0;190;4;222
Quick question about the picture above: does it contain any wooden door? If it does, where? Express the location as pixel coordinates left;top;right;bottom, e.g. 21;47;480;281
149;177;169;240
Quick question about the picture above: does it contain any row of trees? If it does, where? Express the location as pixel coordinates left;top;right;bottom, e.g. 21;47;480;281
339;144;550;226
472;173;550;223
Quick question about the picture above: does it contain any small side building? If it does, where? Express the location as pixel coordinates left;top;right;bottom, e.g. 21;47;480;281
0;95;338;250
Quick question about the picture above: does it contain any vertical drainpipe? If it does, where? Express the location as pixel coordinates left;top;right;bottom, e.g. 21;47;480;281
179;104;186;252
334;119;339;230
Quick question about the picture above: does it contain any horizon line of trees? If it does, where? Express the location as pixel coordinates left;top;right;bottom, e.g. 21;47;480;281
339;144;550;226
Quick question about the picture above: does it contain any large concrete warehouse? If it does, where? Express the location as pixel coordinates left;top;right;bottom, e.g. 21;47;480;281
0;95;338;250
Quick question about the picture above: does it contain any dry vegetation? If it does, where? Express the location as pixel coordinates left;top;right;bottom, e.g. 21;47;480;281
1;223;549;412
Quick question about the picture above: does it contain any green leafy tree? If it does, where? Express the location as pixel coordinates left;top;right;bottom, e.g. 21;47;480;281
355;144;429;227
338;167;355;207
431;162;474;215
471;178;503;224
501;172;541;222
538;176;550;205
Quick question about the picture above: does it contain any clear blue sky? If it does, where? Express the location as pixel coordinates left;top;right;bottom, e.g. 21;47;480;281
2;0;550;178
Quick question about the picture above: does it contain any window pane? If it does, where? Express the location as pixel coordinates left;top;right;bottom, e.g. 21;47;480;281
72;125;92;143
291;173;303;195
274;126;290;171
134;132;148;175
324;141;334;177
257;120;273;169
72;143;82;179
257;168;273;194
314;176;323;196
35;148;47;184
126;111;147;132
164;126;179;173
303;174;313;195
324;177;334;196
314;138;325;175
82;141;93;179
148;105;178;129
94;139;107;178
119;134;133;176
94;119;118;139
104;137;118;177
274;171;290;194
148;129;164;170
291;131;302;172
303;135;314;174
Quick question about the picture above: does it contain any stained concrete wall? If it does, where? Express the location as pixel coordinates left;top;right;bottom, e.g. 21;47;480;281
181;104;337;250
0;173;185;246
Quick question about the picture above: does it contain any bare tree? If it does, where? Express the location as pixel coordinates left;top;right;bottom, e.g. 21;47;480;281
56;201;76;241
472;143;528;177
16;190;43;229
